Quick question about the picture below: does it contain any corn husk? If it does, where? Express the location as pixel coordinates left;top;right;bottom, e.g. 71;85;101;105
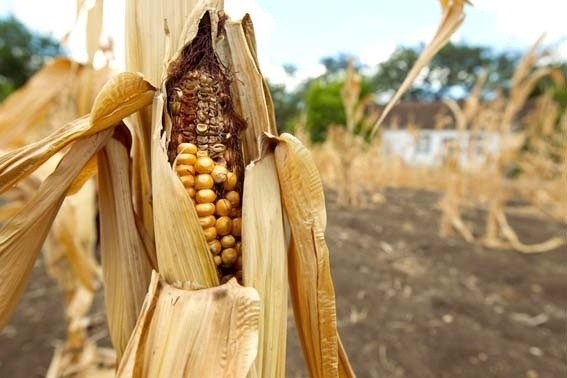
97;128;154;360
116;271;260;378
242;154;288;378
270;132;354;377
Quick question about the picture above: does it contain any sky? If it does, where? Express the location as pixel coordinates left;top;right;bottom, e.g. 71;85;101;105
0;0;565;88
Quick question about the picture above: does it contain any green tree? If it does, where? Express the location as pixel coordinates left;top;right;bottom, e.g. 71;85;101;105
0;15;64;101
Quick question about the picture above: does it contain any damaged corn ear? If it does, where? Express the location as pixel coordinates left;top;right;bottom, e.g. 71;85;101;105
164;12;246;283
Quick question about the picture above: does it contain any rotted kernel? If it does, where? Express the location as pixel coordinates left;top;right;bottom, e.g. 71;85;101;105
211;165;228;183
215;216;232;236
179;175;195;188
230;208;241;218
203;227;217;242
225;191;240;207
236;255;243;270
177;153;196;166
220;235;236;249
177;143;198;155
195;157;215;174
221;248;238;265
216;199;232;216
208;240;222;255
196;123;208;135
196;189;217;204
231;217;241;237
196;150;209;158
213;255;222;266
235;241;242;254
195;174;214;190
175;164;195;176
199;215;216;228
224;172;237;191
195;203;215;217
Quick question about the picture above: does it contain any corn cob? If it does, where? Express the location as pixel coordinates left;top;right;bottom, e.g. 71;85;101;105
166;13;245;283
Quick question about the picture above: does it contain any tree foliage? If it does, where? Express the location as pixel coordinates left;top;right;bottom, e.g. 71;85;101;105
0;16;64;101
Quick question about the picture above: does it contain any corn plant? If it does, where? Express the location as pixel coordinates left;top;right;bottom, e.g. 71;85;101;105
0;1;355;376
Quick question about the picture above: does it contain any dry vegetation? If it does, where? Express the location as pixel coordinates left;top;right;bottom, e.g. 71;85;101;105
308;35;565;255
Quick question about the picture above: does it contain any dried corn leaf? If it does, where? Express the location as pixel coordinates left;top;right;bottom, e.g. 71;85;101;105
0;129;112;330
0;72;154;194
44;180;100;293
97;129;154;360
370;0;469;138
272;133;353;377
117;271;260;378
242;153;288;378
0;58;76;146
151;93;218;287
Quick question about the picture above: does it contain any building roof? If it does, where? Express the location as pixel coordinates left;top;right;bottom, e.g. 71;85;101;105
374;99;537;131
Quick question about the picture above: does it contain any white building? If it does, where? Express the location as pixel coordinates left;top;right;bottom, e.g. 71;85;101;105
378;102;501;168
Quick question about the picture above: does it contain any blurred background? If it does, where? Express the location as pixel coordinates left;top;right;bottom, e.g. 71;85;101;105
0;1;565;377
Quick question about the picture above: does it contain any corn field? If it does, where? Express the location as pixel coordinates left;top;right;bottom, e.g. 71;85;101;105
1;1;565;377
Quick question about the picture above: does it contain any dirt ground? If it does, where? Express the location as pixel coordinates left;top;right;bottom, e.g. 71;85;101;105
1;188;565;377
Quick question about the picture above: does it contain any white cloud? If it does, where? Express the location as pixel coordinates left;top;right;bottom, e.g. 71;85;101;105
474;0;565;44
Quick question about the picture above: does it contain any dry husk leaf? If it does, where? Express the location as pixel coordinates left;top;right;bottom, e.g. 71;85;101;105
0;72;155;194
242;153;288;378
271;132;354;377
97;129;154;360
116;271;260;378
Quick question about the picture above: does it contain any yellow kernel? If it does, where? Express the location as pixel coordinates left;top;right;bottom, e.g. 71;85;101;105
177;143;198;155
196;189;217;203
225;191;240;207
220;235;236;248
213;255;222;266
216;199;232;216
177;153;196;166
199;215;216;228
196;150;209;158
195;174;214;190
195;203;215;217
215;216;232;236
221;247;238;265
186;187;196;198
224;172;238;191
195;156;215;174
203;227;217;242
232;217;241;237
211;165;228;183
209;240;222;255
175;164;195;176
179;175;194;188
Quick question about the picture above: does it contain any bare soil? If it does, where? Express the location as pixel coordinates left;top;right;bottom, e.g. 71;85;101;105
1;188;566;377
